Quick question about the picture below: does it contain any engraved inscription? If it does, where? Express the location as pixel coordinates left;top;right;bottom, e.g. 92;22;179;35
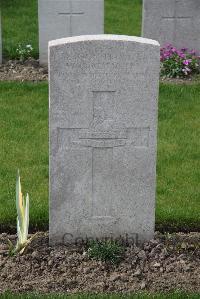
58;1;84;36
57;90;150;219
78;130;128;140
58;127;150;149
72;139;126;148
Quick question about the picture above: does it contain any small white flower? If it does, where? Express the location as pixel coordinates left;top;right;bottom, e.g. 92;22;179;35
26;44;33;50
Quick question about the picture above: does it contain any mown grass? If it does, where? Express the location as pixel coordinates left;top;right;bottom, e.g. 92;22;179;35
0;82;199;231
105;0;142;36
0;293;199;299
0;0;142;59
0;82;48;230
156;83;200;231
1;0;39;59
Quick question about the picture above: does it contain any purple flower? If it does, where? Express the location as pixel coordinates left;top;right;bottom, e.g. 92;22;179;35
189;49;196;55
171;47;177;53
176;50;185;59
183;59;190;65
179;53;186;59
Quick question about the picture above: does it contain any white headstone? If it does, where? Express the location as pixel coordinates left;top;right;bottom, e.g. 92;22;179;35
38;0;104;65
142;0;200;51
49;35;160;245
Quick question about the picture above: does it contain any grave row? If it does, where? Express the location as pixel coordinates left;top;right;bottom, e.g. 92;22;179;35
1;0;200;64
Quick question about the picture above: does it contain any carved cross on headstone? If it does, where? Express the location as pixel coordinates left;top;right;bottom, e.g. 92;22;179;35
162;0;192;43
58;1;84;36
58;90;150;221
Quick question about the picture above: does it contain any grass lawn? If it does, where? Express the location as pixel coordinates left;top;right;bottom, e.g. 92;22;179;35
0;82;48;230
0;82;199;231
0;0;142;59
0;293;199;299
1;0;39;59
157;83;200;231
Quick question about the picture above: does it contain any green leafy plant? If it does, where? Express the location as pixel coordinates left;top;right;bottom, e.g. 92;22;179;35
15;43;34;61
87;240;124;264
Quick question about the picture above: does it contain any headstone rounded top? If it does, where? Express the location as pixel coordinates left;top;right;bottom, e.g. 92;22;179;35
48;34;160;48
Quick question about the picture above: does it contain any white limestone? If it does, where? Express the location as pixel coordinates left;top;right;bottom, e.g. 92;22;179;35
49;35;160;245
38;0;104;65
142;0;200;51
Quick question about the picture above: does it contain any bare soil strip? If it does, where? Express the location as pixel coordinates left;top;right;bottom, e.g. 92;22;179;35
0;232;199;294
0;59;199;84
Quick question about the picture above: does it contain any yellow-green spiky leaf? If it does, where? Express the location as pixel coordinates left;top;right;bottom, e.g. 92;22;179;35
16;169;24;230
15;170;30;253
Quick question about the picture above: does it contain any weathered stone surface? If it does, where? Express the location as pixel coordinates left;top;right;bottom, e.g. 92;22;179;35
142;0;200;51
49;35;160;245
38;0;104;65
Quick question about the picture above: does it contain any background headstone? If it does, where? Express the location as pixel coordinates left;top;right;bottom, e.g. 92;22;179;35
38;0;104;65
142;0;200;51
49;35;160;245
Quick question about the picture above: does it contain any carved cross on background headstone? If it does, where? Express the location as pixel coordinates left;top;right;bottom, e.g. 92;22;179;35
58;1;84;36
162;0;192;43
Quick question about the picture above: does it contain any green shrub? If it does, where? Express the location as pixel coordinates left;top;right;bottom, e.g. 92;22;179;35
15;43;34;61
87;240;124;264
